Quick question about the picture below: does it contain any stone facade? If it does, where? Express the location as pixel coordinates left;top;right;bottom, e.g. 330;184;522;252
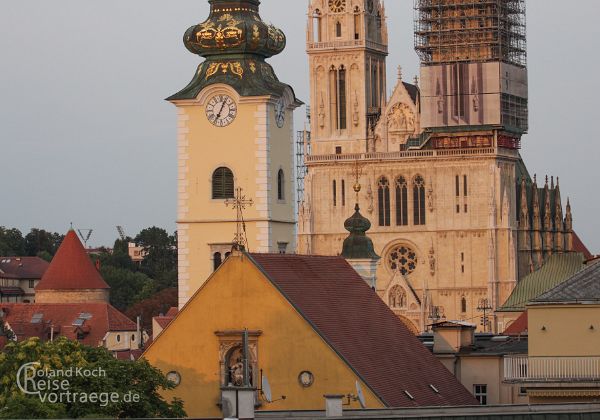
299;0;576;333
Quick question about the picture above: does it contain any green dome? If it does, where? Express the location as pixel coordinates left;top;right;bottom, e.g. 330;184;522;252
341;204;380;260
168;0;296;101
184;0;285;59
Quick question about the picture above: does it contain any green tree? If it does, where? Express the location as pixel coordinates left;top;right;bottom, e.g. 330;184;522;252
0;227;26;256
24;229;64;257
134;227;177;280
0;337;186;419
100;266;156;311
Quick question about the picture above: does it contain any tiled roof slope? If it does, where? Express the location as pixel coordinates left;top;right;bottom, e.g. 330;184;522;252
249;253;477;408
36;230;109;291
0;303;136;348
503;311;528;336
0;257;49;279
533;260;600;303
498;253;586;311
573;232;594;261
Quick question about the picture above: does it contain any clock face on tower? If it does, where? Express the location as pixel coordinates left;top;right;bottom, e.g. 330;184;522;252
329;0;346;13
205;94;238;128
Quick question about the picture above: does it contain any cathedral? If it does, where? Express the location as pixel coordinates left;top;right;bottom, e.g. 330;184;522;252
297;0;579;333
171;0;581;334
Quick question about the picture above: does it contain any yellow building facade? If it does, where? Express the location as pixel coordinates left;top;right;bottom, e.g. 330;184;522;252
143;253;383;418
170;0;301;307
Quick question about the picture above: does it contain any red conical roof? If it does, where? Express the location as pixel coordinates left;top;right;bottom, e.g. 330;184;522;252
35;230;110;291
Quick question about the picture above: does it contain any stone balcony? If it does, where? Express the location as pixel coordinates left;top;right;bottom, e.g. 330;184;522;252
307;39;388;54
305;147;520;165
504;356;600;382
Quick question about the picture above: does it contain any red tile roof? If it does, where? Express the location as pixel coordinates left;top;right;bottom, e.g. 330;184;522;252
0;303;136;348
165;307;178;317
35;230;109;291
0;257;49;280
249;253;477;408
503;311;528;336
153;316;174;329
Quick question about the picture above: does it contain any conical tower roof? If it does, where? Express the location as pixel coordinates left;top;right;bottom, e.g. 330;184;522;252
36;230;110;291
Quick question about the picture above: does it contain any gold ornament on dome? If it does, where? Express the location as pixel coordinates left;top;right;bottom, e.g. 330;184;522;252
205;62;244;80
329;0;346;13
195;15;243;50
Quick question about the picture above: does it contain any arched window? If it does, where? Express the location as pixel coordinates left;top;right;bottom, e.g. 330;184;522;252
389;285;407;309
395;176;408;226
353;8;361;40
312;10;322;42
277;169;285;201
333;180;337;207
213;252;222;272
461;296;467;313
341;179;346;206
378;177;391;226
336;21;342;37
212;167;234;199
337;66;347;130
413;175;426;225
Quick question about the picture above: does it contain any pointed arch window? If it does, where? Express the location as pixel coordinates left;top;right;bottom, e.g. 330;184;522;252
212;167;234;199
336;21;342;38
337;66;347;130
353;7;361;40
395;176;408;226
277;169;285;201
378;177;391;226
413;175;426;225
461;296;467;313
341;179;346;206
312;10;322;42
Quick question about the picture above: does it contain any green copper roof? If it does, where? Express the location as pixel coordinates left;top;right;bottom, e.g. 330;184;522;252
341;204;380;260
498;253;586;312
168;0;299;101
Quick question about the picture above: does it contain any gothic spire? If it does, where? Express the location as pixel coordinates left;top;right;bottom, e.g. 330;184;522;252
554;177;564;252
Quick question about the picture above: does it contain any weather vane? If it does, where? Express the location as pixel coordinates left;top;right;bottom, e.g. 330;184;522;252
352;160;365;203
225;187;254;251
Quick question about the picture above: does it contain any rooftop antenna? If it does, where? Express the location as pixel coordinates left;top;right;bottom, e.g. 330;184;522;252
116;226;127;241
77;229;93;249
225;187;254;251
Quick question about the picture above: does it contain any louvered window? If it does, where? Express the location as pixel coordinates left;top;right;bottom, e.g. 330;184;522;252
212;167;234;199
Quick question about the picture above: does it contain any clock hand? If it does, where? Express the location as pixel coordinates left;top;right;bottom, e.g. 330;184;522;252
216;101;226;119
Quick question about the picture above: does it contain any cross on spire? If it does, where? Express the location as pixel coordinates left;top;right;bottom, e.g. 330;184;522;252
225;187;254;251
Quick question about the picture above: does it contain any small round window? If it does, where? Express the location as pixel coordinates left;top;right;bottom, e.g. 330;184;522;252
387;245;418;275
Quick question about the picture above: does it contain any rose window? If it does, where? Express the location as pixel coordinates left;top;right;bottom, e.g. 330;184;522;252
387;245;418;275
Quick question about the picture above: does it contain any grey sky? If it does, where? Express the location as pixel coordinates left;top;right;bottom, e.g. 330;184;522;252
1;1;598;253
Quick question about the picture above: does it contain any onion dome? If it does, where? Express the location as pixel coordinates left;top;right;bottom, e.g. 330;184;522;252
184;0;285;59
168;0;298;101
341;204;380;260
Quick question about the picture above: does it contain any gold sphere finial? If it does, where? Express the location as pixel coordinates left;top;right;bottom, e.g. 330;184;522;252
354;183;361;193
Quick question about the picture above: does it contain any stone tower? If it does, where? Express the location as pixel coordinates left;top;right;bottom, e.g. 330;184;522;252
170;0;302;307
307;0;388;155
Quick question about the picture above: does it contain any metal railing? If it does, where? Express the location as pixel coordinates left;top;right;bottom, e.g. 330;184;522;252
504;356;600;382
307;39;388;53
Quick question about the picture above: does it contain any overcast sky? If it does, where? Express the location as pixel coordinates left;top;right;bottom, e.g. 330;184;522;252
1;1;598;253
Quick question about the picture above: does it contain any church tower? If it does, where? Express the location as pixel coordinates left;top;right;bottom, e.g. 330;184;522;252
170;0;302;308
307;0;388;155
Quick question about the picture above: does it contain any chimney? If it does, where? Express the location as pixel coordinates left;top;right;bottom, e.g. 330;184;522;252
324;394;344;417
432;321;476;354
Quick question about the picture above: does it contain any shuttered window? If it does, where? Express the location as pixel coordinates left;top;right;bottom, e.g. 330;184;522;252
212;167;234;199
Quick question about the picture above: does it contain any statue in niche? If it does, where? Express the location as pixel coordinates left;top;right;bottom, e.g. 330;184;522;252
318;94;325;128
429;245;436;276
226;346;253;387
366;183;374;214
389;285;407;309
352;92;360;126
